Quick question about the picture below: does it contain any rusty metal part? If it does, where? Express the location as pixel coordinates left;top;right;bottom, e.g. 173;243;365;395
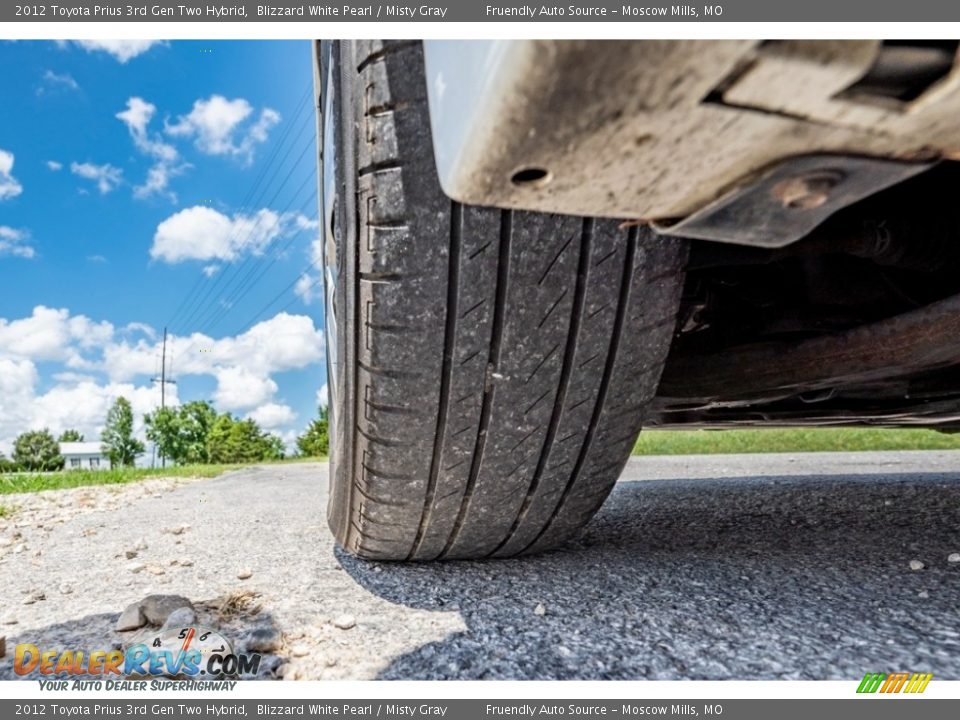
424;40;960;225
654;154;934;247
647;396;960;429
656;290;960;403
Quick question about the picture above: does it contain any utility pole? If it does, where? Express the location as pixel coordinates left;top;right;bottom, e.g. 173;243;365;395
151;327;177;468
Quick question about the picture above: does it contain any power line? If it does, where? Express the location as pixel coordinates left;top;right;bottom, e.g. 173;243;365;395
175;128;317;334
166;84;314;332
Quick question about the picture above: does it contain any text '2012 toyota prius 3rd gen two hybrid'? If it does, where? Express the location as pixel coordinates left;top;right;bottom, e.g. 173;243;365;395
315;39;960;560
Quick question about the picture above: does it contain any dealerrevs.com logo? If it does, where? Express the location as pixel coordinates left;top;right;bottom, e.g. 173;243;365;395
857;672;933;694
14;625;261;680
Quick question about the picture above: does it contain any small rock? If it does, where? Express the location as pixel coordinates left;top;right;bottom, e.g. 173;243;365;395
162;606;197;629
1;616;17;625
948;553;960;564
332;615;356;630
533;603;546;617
124;550;139;560
909;559;925;571
555;645;574;658
59;584;73;595
291;644;310;658
275;663;294;679
324;657;337;667
22;590;45;605
163;525;190;536
145;564;166;576
133;538;148;550
13;543;26;554
171;558;194;567
236;569;253;580
141;595;195;625
918;590;930;599
126;562;146;574
116;602;147;632
245;627;283;653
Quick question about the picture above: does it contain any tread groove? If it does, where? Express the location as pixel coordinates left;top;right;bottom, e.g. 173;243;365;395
520;226;638;554
526;343;560;384
437;209;512;560
356;41;420;73
538;232;576;285
407;201;462;560
491;218;593;556
538;290;568;329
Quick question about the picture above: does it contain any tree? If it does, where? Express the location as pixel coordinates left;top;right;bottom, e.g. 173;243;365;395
58;429;85;442
0;452;19;474
207;415;284;464
263;433;285;461
144;401;217;466
296;406;329;457
13;429;64;472
102;397;145;468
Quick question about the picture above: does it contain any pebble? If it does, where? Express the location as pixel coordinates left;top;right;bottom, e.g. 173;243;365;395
126;562;146;574
237;569;253;580
59;584;73;595
534;603;546;617
291;644;310;658
909;559;925;571
948;553;960;563
162;606;197;629
116;602;147;632
245;627;283;653
332;615;356;630
164;525;190;536
918;590;930;599
146;565;166;576
141;595;195;625
1;616;17;625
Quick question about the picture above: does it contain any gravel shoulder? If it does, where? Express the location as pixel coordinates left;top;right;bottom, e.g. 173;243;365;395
1;452;959;680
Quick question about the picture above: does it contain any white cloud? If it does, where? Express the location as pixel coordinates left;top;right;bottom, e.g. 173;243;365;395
0;226;35;259
166;95;280;162
0;306;113;363
0;306;324;454
317;383;329;408
87;254;107;263
71;40;164;63
116;97;188;200
116;97;177;162
246;402;296;430
0;148;23;200
71;161;122;194
295;228;324;304
202;264;219;277
46;160;63;171
150;205;288;263
40;69;79;92
213;367;278;411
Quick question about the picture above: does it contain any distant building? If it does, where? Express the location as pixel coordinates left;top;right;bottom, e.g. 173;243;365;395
60;442;106;470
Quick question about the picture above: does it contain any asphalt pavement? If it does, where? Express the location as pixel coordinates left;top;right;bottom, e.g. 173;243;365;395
1;451;958;680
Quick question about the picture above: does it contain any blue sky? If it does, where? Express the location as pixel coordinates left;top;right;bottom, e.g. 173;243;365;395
0;40;326;454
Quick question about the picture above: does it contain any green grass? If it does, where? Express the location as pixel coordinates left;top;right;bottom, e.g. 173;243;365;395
0;464;243;495
0;455;329;496
633;428;960;455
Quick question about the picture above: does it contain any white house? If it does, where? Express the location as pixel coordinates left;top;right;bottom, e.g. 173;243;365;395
60;442;107;471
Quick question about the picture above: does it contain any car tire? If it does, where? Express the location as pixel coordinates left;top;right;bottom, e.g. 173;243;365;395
323;40;688;560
